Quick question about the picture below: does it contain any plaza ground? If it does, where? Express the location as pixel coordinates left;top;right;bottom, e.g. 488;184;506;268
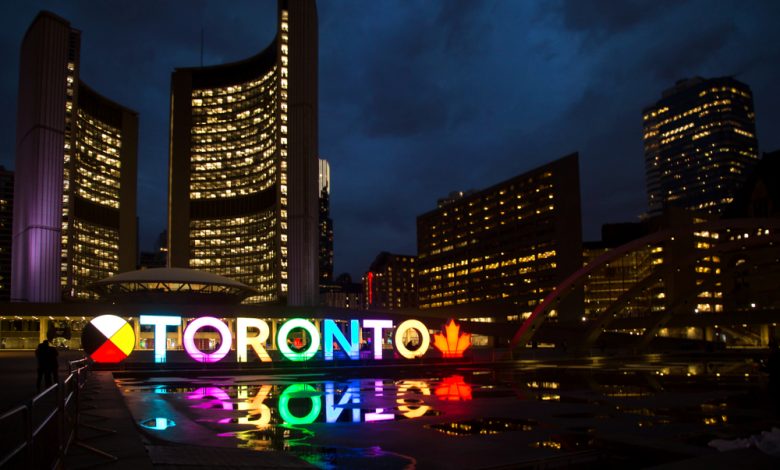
2;350;780;468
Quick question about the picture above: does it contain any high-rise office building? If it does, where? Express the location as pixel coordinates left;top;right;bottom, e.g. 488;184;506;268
364;252;416;310
12;12;137;302
0;167;13;301
643;77;759;215
417;154;583;322
318;158;333;284
168;0;319;305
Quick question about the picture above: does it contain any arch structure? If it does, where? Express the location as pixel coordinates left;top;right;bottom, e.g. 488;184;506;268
509;218;780;352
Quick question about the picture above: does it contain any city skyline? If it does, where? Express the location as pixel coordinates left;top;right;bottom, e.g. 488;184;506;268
1;0;779;279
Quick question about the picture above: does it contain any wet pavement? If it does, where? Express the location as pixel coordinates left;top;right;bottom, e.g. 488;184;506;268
113;355;780;469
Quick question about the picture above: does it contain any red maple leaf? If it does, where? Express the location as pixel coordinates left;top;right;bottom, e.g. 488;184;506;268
433;319;471;358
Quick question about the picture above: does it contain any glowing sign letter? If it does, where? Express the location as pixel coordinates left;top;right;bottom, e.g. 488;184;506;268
183;317;232;363
394;319;431;359
236;317;271;363
323;319;359;360
278;383;322;425
139;315;181;363
362;319;393;360
277;318;320;361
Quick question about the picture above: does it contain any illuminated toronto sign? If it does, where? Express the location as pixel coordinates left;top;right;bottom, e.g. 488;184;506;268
85;314;471;364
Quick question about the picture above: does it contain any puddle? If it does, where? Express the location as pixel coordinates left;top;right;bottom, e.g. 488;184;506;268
427;417;537;436
294;445;416;469
530;433;596;451
139;417;176;430
220;425;314;451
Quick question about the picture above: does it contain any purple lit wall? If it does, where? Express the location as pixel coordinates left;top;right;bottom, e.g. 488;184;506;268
11;13;74;302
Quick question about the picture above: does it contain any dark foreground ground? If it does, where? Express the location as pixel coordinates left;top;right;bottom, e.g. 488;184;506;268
0;349;86;413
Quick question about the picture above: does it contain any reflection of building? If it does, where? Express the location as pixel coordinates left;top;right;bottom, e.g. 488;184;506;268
643;77;759;216
417;154;583;322
0;167;13;301
365;252;416;310
12;12;138;302
168;0;318;305
318;159;333;284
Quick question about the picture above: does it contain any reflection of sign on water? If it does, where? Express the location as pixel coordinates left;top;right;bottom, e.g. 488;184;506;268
184;377;469;429
435;375;473;401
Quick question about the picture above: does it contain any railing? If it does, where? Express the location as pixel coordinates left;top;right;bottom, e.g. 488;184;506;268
0;357;95;468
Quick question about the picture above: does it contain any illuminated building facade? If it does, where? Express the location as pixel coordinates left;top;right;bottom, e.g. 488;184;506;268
365;252;417;310
723;150;780;317
644;77;759;215
0;167;13;301
582;224;654;320
319;159;333;284
417;154;583;321
169;0;319;305
12;12;137;302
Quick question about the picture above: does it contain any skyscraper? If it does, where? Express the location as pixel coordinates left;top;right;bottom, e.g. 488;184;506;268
168;0;318;305
318;158;333;284
12;12;138;302
364;252;416;310
417;154;583;321
643;77;759;215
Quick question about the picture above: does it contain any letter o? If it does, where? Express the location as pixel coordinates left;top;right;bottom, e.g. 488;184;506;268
183;317;232;363
277;318;321;361
395;319;431;359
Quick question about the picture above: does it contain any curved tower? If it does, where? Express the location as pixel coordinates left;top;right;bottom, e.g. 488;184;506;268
12;12;138;302
169;0;318;305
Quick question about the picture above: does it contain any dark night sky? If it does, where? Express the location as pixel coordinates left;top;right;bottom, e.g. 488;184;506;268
1;0;779;279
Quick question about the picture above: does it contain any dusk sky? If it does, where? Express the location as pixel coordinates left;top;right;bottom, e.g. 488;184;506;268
1;0;779;279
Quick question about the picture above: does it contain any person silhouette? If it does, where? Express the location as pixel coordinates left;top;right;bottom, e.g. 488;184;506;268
35;340;58;392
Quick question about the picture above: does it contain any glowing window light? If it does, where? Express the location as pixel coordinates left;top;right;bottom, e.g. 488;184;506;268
183;317;232;363
396;380;431;418
323;319;359;360
325;381;360;423
277;318;320;361
236;317;271;362
278;383;322;425
139;315;181;363
394;319;431;359
362;319;393;360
